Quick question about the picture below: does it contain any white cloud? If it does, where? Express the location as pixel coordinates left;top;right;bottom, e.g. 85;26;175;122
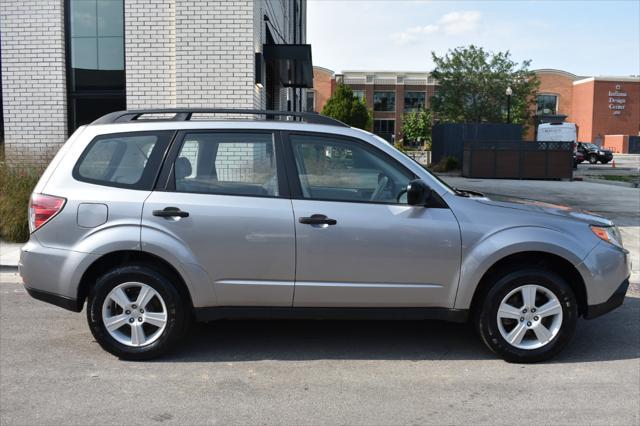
439;11;482;35
391;10;482;44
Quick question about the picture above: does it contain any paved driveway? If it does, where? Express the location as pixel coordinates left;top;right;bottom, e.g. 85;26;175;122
1;178;639;425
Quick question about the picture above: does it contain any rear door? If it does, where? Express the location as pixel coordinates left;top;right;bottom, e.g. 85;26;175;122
285;132;462;308
141;130;296;306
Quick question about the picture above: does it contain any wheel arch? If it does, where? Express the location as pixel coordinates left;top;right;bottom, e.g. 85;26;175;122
77;250;194;311
468;251;587;317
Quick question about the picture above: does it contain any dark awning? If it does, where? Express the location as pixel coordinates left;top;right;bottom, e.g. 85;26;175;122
263;44;313;88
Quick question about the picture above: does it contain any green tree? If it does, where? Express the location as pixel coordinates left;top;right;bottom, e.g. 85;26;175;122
430;45;539;129
401;108;433;149
321;84;372;131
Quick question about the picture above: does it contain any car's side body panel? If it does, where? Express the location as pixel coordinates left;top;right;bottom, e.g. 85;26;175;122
292;199;461;307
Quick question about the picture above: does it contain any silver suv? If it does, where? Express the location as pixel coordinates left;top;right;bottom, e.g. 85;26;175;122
20;109;630;362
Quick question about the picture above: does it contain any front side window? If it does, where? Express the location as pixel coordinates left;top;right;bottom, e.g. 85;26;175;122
74;131;172;189
536;94;558;116
174;133;278;197
290;134;412;204
404;92;426;111
374;92;396;111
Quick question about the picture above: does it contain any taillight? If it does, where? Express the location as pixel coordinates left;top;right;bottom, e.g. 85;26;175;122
29;194;66;233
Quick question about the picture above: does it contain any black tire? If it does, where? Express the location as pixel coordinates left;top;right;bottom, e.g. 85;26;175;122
475;267;578;363
87;263;190;360
588;154;598;164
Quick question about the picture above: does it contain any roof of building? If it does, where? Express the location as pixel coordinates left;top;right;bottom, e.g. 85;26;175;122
573;76;640;85
533;69;582;80
313;66;335;76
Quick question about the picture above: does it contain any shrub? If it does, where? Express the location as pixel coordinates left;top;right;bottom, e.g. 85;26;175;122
430;155;460;173
0;159;43;242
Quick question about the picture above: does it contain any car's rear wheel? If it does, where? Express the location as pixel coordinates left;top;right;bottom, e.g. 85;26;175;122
87;264;189;360
588;154;598;164
476;268;577;363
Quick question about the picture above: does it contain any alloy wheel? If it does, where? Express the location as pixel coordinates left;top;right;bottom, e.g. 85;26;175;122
496;284;563;350
101;282;168;347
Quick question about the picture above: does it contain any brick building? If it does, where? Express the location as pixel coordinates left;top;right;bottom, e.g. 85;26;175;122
307;66;334;113
331;71;437;143
532;70;640;150
315;68;639;149
1;0;312;164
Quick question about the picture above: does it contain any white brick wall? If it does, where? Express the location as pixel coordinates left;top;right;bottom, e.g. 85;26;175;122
125;0;176;109
1;0;67;164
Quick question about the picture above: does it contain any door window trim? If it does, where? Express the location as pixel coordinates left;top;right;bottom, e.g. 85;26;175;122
155;129;291;199
281;130;419;206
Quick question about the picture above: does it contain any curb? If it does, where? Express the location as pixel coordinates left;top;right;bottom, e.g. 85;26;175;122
580;177;639;188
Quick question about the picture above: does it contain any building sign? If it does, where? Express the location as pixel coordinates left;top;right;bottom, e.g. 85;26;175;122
608;84;627;116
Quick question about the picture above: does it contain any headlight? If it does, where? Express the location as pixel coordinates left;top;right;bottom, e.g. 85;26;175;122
590;225;624;248
598;150;604;155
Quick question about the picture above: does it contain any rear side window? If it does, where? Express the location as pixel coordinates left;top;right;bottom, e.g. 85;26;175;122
74;131;173;189
173;132;278;197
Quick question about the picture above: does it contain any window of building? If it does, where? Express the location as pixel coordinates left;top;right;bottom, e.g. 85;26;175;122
374;92;396;111
353;90;365;102
306;91;315;112
373;120;395;134
404;92;426;111
536;94;558;116
66;0;126;132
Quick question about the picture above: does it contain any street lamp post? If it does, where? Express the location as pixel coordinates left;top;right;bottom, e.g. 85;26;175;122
505;86;513;124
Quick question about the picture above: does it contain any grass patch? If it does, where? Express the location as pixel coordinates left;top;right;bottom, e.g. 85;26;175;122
429;155;460;173
0;159;43;242
598;175;640;183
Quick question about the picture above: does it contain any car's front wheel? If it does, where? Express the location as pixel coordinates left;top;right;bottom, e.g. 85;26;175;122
588;154;598;164
476;268;578;363
87;264;190;360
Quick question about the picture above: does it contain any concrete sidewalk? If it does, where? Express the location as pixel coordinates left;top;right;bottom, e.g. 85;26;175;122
0;240;22;268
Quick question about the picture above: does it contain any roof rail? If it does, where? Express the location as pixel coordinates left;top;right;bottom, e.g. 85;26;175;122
91;109;349;127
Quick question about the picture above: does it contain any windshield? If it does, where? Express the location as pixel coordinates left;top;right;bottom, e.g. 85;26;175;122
583;143;599;150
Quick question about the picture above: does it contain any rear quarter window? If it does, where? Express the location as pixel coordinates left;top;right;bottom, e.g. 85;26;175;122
73;131;174;189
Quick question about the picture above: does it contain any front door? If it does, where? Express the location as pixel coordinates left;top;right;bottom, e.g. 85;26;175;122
142;131;295;306
286;133;461;308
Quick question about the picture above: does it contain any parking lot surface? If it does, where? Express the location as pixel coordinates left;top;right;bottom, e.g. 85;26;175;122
1;178;639;425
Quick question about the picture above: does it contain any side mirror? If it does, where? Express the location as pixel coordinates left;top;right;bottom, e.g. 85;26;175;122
406;179;432;206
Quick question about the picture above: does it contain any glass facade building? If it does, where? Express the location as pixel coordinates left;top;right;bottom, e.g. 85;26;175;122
66;0;126;132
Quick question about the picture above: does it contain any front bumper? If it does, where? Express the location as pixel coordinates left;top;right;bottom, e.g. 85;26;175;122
585;278;629;319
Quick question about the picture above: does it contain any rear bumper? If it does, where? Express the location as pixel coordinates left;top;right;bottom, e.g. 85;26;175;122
585;278;629;319
19;238;96;311
24;286;82;312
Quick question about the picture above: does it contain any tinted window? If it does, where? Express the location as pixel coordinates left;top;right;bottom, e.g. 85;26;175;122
536;94;558;116
174;133;278;197
374;92;396;111
290;134;412;204
74;131;173;189
67;0;125;131
404;92;426;111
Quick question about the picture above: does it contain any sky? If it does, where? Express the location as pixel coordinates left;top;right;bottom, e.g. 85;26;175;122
307;0;640;76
